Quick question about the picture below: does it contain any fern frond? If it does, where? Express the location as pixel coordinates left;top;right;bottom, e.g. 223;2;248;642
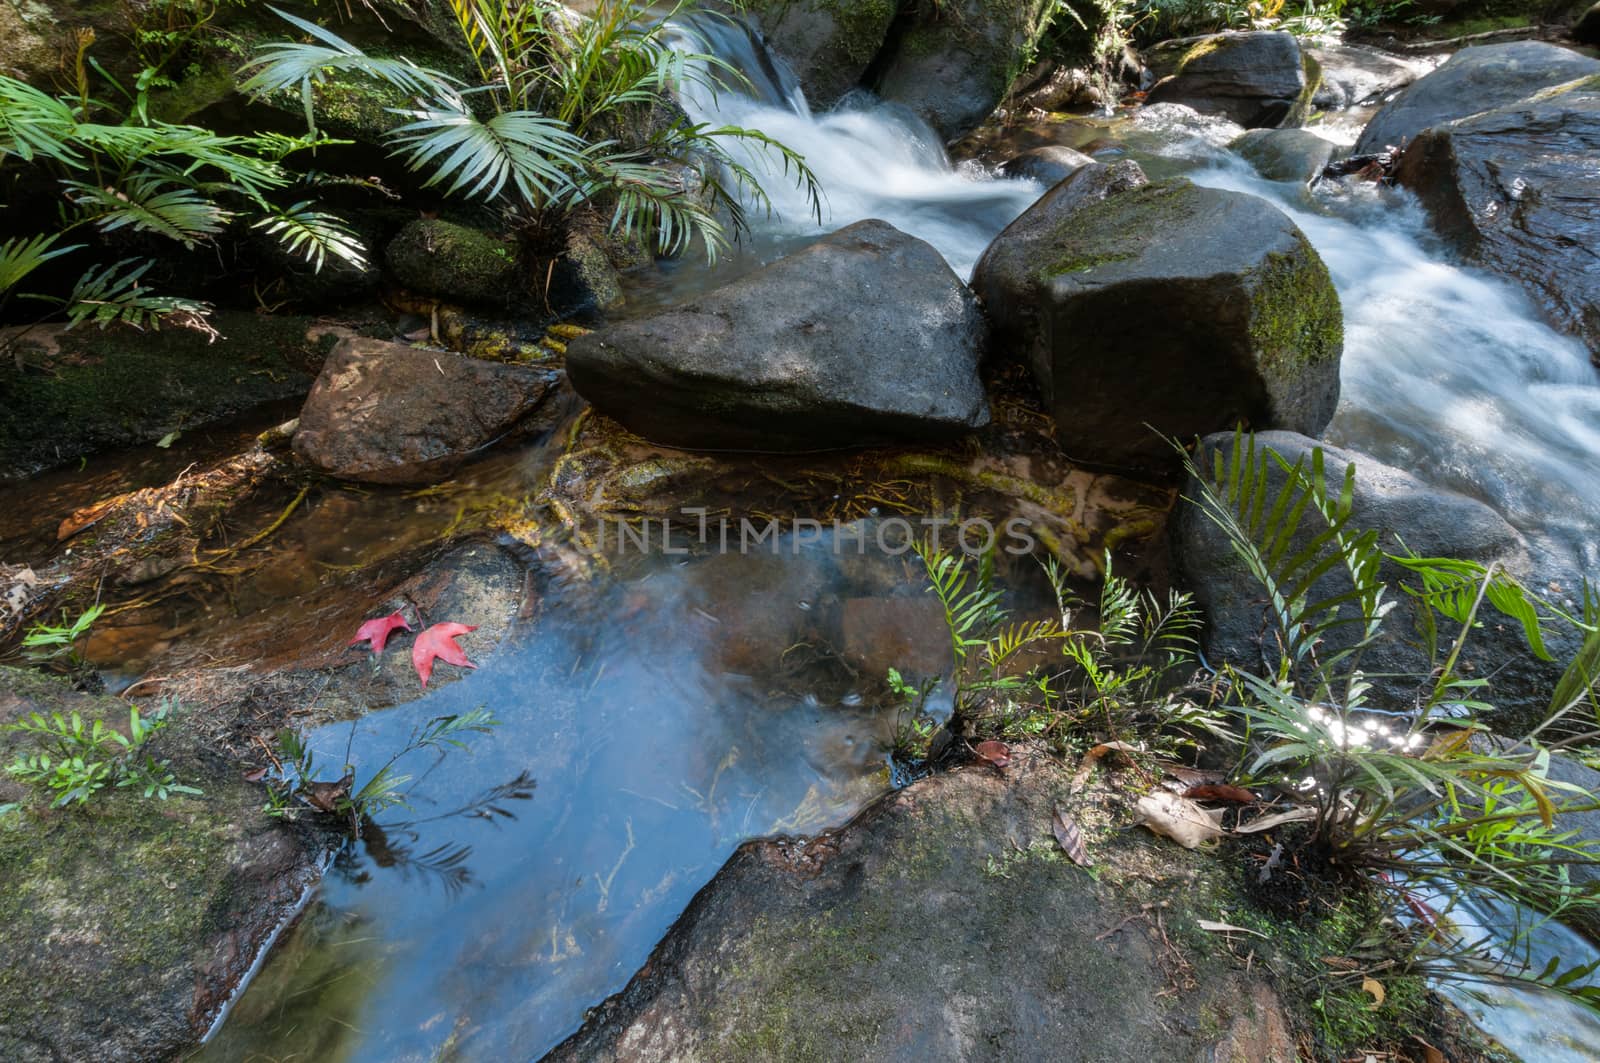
0;234;82;297
64;175;231;247
57;259;213;333
252;201;368;272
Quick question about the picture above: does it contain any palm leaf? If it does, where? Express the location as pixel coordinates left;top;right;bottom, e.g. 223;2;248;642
57;259;212;333
252;201;368;272
0;75;81;167
387;102;587;205
0;234;82;297
64;175;231;247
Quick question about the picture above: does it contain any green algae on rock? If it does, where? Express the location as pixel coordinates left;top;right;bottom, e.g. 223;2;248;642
0;668;321;1063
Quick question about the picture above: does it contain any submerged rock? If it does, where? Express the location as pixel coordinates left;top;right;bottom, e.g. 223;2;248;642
548;756;1301;1061
0;669;320;1063
1144;31;1318;128
567;220;990;451
1232;127;1337;184
293;337;562;484
1393;75;1600;361
972;174;1343;473
872;0;1059;140
741;0;896;108
998;145;1096;186
1353;40;1600;154
1171;431;1572;724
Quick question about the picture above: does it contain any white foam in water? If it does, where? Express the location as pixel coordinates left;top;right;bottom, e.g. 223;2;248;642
669;15;1041;278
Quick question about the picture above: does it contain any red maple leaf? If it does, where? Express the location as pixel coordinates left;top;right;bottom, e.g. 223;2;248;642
412;622;478;687
350;611;412;654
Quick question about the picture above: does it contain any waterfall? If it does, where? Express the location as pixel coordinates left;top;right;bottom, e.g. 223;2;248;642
666;13;1041;279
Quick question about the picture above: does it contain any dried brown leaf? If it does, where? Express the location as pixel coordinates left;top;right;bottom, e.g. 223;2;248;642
1233;805;1317;834
1052;804;1090;866
1195;919;1268;939
1183;783;1257;804
974;740;1011;770
1070;740;1142;792
1136;790;1226;848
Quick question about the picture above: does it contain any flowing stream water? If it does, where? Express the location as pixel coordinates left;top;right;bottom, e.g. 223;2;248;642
191;21;1600;1061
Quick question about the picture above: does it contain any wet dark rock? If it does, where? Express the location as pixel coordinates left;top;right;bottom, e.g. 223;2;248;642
0;668;321;1063
1353;40;1600;154
1144;31;1318;128
385;219;523;308
873;0;1059;140
548;757;1301;1062
293;337;562;484
1392;75;1600;361
1307;42;1434;110
1232;128;1337;184
972;174;1343;474
999;145;1096;186
1172;431;1573;725
0;314;342;481
1578;2;1600;44
567;220;990;451
742;0;897;108
1012;65;1106;113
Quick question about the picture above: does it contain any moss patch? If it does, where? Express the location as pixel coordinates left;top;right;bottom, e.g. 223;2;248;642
385;218;524;307
1245;237;1344;375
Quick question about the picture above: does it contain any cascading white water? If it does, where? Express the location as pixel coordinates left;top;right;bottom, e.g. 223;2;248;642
668;15;1042;278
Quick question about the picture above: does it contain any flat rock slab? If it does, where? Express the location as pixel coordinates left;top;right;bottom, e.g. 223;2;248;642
0;669;320;1062
567;220;990;452
293;337;561;484
548;757;1299;1062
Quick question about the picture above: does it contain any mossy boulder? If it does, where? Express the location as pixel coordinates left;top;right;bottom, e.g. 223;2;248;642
742;0;898;108
0;313;344;481
0;668;321;1062
385;218;525;308
1145;31;1319;129
972;174;1343;473
872;0;1060;141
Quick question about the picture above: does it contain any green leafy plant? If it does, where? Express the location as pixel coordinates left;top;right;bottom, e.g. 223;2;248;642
1183;431;1600;986
20;604;106;665
240;1;823;263
4;701;201;807
264;706;500;826
0;48;365;365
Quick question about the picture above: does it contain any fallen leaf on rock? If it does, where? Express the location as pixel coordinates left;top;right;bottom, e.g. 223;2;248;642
1070;740;1142;792
1136;790;1225;848
1234;805;1318;834
974;740;1011;770
1414;1037;1445;1063
241;766;269;783
1183;783;1257;804
413;622;478;687
1155;761;1225;788
1362;977;1386;1009
1052;804;1090;866
1196;918;1268;939
350;611;412;654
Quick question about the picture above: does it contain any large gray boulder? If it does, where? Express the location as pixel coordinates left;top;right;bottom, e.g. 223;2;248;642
872;0;1058;140
1354;41;1600;154
740;0;896;108
293;337;562;484
567;220;990;451
1307;42;1434;110
1144;31;1318;128
1393;76;1600;362
1172;431;1573;725
998;145;1096;186
971;171;1343;473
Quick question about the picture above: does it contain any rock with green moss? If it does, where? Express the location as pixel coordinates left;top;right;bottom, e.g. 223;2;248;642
0;313;343;480
872;0;1059;141
742;0;898;108
1145;31;1318;128
547;756;1310;1061
0;667;320;1062
386;219;525;308
972;175;1343;473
